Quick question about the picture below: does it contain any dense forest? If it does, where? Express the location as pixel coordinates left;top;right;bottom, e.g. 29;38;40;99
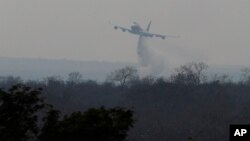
1;62;250;141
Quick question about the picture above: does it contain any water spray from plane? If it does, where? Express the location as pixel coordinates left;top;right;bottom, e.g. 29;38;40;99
111;21;180;77
137;36;166;77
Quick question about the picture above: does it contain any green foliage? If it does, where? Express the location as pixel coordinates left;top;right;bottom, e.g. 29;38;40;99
0;84;134;141
40;107;134;141
39;109;60;141
0;84;46;141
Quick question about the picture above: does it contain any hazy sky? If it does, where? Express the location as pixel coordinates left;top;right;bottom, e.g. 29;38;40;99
0;0;250;66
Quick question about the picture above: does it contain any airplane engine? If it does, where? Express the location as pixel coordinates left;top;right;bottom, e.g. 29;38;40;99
122;29;126;32
114;26;118;30
162;36;165;39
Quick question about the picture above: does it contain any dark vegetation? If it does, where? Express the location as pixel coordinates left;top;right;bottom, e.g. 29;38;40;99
0;85;134;141
1;62;250;141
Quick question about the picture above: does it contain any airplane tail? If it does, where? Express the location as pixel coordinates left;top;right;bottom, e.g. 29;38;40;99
146;21;151;31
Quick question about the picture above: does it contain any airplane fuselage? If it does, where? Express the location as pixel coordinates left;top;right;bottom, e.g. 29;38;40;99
131;25;143;33
111;21;177;39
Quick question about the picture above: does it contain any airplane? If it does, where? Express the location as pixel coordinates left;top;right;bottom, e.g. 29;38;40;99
110;21;179;39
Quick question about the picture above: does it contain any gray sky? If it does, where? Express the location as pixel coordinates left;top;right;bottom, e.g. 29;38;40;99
0;0;250;66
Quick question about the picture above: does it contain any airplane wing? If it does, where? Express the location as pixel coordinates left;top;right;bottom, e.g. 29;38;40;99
109;22;132;33
142;32;179;39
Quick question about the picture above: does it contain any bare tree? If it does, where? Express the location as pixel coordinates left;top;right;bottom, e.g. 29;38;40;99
170;62;208;85
107;66;139;87
240;68;250;84
67;72;83;84
43;75;64;86
211;74;232;84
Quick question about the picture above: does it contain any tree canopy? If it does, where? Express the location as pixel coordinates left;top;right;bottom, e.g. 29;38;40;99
0;84;134;141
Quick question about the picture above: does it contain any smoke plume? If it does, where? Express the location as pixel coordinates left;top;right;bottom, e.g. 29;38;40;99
136;35;209;78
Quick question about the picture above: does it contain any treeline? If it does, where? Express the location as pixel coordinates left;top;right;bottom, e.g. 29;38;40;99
0;85;134;141
1;62;250;141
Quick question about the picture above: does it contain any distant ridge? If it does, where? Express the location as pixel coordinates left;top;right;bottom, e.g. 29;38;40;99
0;57;134;81
0;57;245;82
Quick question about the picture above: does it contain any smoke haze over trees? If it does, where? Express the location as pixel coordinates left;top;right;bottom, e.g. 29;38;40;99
0;57;243;82
1;63;250;140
